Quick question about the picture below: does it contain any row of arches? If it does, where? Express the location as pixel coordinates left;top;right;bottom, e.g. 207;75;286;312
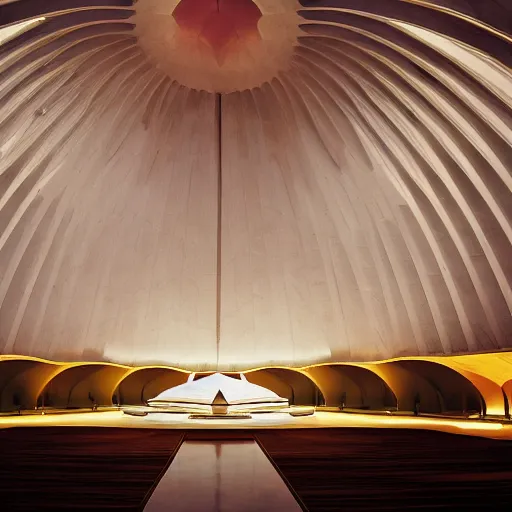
0;356;510;417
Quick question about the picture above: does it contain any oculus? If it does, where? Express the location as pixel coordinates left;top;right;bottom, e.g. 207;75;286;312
134;0;301;92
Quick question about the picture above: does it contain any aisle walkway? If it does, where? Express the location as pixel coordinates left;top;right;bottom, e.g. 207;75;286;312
144;438;303;511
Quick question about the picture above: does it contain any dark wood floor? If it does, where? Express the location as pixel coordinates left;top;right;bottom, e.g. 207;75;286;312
256;428;512;511
0;427;183;511
1;427;511;510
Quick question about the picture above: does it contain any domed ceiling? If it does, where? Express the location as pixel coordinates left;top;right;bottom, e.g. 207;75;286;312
0;0;511;370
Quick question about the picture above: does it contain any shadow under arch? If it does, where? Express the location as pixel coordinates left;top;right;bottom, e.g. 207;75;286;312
369;360;485;415
243;367;324;406
39;364;129;409
0;359;59;412
115;367;190;406
303;364;397;409
430;359;508;417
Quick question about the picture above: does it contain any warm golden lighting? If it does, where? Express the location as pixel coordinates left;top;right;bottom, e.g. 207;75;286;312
134;0;301;92
1;352;510;419
0;17;46;46
1;410;510;441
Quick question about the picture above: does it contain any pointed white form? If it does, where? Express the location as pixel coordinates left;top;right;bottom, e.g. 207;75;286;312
0;17;46;46
147;372;288;412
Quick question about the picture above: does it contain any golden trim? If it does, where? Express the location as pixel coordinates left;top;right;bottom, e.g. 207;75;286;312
300;4;512;44
2;351;511;374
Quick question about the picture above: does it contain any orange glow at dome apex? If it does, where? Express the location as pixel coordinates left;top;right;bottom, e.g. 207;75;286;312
172;0;262;64
134;0;301;92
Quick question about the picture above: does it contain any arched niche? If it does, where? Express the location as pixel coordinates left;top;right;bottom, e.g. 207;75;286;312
244;368;324;406
429;358;508;417
41;364;129;409
304;364;397;409
116;367;189;405
397;361;484;414
443;367;505;417
0;359;58;412
370;360;484;415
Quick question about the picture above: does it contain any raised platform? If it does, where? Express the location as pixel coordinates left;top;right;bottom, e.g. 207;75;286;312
1;410;510;440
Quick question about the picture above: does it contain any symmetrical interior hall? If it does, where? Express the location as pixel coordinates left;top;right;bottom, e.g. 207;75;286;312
1;2;512;511
0;0;511;417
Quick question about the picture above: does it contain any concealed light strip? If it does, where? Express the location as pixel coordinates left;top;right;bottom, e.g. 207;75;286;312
0;16;46;46
401;0;512;43
300;4;512;43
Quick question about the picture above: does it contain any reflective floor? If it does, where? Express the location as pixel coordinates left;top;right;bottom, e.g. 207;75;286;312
144;440;302;511
2;426;512;510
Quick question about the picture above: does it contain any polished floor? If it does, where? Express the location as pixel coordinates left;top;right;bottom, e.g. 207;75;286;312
258;428;512;511
144;439;302;511
1;427;512;511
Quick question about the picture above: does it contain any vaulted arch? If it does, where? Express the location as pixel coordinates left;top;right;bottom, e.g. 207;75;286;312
40;363;129;409
244;367;324;406
115;367;189;406
0;358;58;411
365;360;485;415
303;364;397;409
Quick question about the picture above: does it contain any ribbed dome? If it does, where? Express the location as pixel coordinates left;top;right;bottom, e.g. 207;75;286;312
0;0;510;370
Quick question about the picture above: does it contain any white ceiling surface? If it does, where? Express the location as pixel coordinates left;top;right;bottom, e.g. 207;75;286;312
0;2;511;370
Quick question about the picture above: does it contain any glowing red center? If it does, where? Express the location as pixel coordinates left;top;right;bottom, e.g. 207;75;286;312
173;0;262;64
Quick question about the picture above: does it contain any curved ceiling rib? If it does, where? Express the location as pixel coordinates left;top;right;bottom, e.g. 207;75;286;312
0;0;510;370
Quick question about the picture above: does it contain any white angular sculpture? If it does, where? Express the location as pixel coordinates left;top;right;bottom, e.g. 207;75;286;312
148;373;288;414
